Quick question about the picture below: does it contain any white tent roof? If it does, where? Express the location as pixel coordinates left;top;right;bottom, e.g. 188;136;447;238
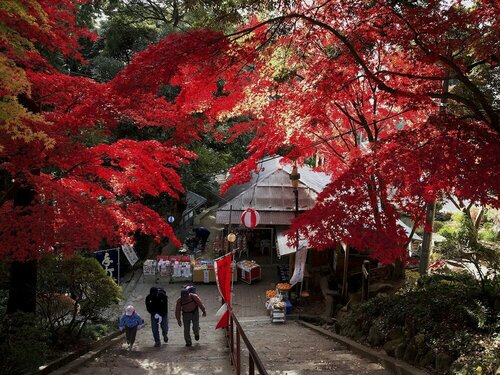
216;157;331;225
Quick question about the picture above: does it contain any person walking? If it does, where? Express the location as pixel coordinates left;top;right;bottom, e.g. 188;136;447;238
145;287;169;347
175;287;207;347
193;226;211;250
119;305;144;351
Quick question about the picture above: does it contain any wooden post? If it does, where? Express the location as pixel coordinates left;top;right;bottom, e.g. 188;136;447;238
361;260;370;301
236;330;241;375
341;243;349;303
228;204;233;254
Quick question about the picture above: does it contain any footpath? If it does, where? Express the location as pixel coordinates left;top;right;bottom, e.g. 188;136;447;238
54;265;420;374
50;207;427;374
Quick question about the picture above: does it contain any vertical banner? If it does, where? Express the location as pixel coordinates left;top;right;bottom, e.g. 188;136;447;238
121;244;139;266
214;251;233;329
289;245;308;286
95;248;120;283
203;269;210;284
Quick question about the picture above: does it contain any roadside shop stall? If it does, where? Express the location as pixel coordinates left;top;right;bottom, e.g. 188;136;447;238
142;255;192;283
143;259;157;282
193;259;237;284
265;282;292;323
236;259;261;284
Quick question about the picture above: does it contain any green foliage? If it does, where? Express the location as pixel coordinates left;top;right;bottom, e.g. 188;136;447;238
37;255;122;341
100;16;159;63
0;311;48;374
433;220;444;233
179;120;253;204
339;272;499;374
438;213;463;240
436;208;499;289
80;321;115;341
89;55;125;82
479;223;499;242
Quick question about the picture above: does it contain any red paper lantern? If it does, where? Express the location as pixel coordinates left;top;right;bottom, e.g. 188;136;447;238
241;208;260;229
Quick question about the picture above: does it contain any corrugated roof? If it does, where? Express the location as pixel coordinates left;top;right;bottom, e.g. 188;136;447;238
216;210;294;225
397;219;423;241
218;157;330;215
183;190;207;214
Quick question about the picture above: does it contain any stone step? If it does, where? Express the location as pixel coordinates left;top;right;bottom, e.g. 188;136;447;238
233;319;394;375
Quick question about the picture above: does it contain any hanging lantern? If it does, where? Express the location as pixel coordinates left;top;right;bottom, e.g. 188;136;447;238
227;233;237;243
241;208;260;229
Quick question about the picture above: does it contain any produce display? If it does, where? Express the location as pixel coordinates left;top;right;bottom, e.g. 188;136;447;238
266;289;277;299
273;301;285;310
276;282;291;291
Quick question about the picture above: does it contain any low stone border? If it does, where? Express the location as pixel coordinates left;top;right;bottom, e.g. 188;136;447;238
297;319;430;375
38;331;124;375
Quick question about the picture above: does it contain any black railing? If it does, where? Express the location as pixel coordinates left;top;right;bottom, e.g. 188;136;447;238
226;310;269;375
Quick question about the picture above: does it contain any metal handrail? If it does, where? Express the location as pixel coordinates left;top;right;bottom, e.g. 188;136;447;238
226;309;269;375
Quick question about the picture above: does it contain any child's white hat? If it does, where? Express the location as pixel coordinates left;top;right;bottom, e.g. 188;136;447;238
125;305;135;316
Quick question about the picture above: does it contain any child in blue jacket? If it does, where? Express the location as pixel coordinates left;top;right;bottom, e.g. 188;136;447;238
119;305;144;351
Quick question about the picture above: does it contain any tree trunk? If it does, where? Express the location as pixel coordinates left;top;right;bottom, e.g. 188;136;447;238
7;182;38;314
419;201;436;275
7;260;37;314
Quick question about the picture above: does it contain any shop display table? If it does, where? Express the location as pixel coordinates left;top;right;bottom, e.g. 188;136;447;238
237;260;261;284
143;259;157;275
156;255;192;283
143;259;157;282
271;308;286;323
192;260;237;283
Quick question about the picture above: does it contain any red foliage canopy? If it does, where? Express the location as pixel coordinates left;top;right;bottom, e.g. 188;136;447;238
220;0;499;263
0;1;245;260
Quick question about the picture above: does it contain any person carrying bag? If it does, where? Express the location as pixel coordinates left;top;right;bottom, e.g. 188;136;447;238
175;287;206;347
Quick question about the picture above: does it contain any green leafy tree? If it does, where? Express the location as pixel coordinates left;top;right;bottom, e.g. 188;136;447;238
37;255;122;340
437;212;499;292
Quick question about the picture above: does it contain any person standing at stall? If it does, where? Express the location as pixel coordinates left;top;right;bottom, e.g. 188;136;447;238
193;226;210;250
175;287;207;346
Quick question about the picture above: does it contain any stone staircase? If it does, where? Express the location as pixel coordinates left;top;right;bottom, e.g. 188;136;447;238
235;317;394;375
72;317;233;375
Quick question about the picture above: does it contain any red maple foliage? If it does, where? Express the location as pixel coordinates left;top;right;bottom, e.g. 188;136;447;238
220;0;499;263
0;1;246;261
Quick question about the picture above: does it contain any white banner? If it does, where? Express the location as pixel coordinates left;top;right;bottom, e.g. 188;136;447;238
121;244;139;266
289;246;308;286
203;269;210;283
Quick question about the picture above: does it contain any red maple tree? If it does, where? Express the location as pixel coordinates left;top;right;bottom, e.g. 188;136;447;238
220;0;499;264
0;0;246;312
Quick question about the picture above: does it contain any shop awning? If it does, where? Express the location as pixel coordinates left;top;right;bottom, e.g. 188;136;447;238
276;229;308;257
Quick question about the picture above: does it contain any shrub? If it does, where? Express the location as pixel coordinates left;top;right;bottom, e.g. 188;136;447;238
338;272;499;374
0;311;48;374
38;255;122;341
433;221;445;233
81;321;115;341
478;223;499;242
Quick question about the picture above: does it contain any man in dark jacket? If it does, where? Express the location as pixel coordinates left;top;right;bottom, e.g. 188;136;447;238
193;226;210;250
145;287;169;347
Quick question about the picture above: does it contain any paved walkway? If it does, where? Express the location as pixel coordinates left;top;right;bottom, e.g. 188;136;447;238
69;208;400;374
70;263;397;375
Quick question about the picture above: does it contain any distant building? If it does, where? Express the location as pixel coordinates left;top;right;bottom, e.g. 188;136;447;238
180;191;207;228
216;157;329;261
